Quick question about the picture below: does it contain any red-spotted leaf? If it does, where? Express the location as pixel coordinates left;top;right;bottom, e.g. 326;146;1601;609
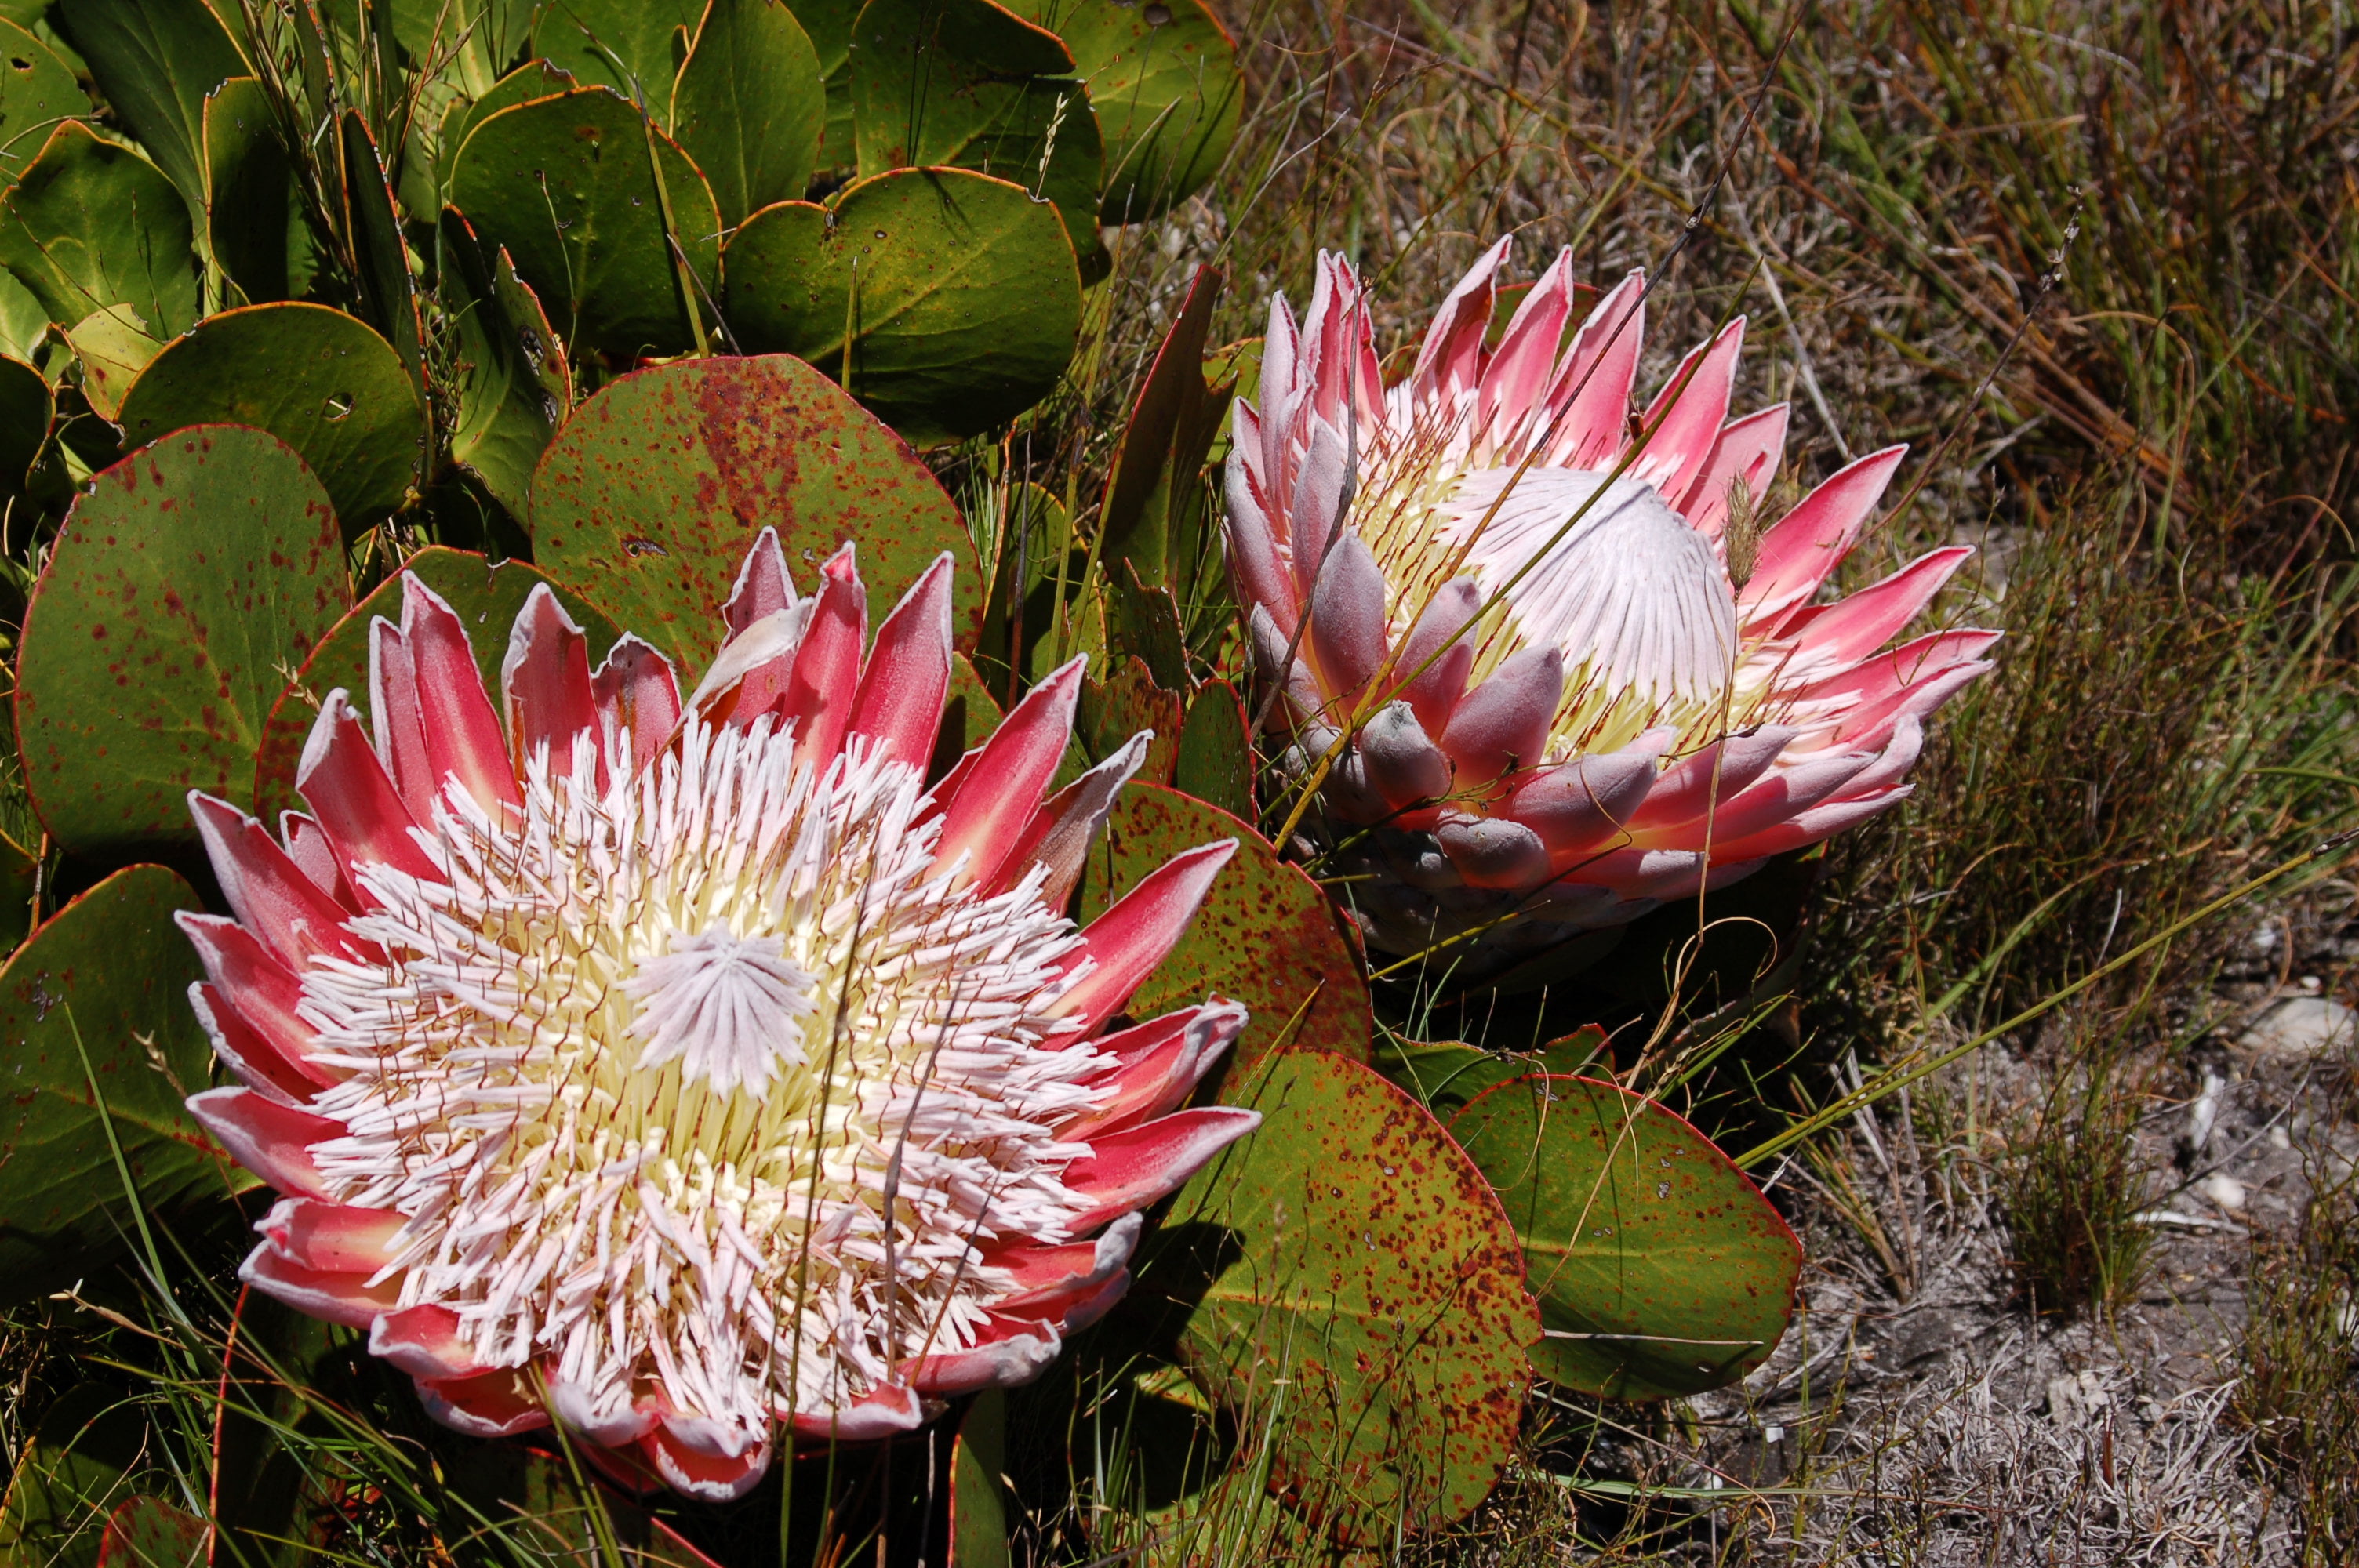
96;1495;205;1568
253;547;623;824
1073;782;1369;1069
1446;1075;1801;1399
16;425;349;856
1146;1049;1539;1544
0;866;235;1305
526;353;979;673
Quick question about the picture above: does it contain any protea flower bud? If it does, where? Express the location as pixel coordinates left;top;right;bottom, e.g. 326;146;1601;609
1227;243;1997;973
179;531;1257;1500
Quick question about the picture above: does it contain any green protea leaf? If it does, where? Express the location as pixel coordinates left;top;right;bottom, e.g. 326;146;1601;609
1447;1073;1803;1399
525;353;981;672
0;122;198;340
849;0;1105;263
17;425;350;855
1142;1048;1539;1544
0;20;87;186
449;86;722;361
202;77;293;306
440;207;574;519
54;0;246;209
1074;782;1371;1071
671;0;826;227
1009;0;1241;224
725;166;1083;445
114;303;426;528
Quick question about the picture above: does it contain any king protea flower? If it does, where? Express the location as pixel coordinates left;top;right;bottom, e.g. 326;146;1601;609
1226;242;1998;969
179;531;1257;1499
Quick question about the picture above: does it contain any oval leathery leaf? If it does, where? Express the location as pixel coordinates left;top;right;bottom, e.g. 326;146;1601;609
849;0;1104;263
0;832;37;957
203;76;293;305
0;866;240;1306
16;425;349;855
0;268;46;359
0;20;87;185
783;0;858;172
1446;1074;1801;1400
338;112;424;393
96;1495;206;1568
1006;0;1240;223
55;0;248;207
447;85;722;361
0;122;198;339
0;350;51;492
1075;655;1181;785
1172;679;1251;820
114;303;426;528
439;207;573;519
436;56;578;184
530;0;705;107
1141;1049;1539;1544
1372;1025;1608;1117
526;353;980;671
1073;782;1371;1071
948;1389;1011;1568
63;305;162;422
725;166;1081;445
671;0;824;227
253;546;623;824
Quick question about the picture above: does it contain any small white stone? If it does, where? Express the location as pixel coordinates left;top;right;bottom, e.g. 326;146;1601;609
1761;1423;1785;1443
2237;996;2357;1061
2270;1123;2293;1150
2199;1172;2248;1212
2186;1069;2223;1154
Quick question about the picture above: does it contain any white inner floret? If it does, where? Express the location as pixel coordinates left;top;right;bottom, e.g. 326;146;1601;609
294;717;1109;1435
1327;389;1766;758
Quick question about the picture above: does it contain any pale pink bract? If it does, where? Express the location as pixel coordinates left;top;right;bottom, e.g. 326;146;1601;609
1226;243;1998;975
179;532;1256;1501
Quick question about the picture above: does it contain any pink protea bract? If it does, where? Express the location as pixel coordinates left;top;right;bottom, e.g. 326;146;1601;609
1225;242;1998;973
178;531;1257;1501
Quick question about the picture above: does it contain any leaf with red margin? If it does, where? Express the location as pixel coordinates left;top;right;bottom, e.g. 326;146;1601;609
253;547;623;825
527;354;981;673
16;425;349;857
1446;1075;1801;1400
1073;782;1369;1070
1142;1049;1539;1545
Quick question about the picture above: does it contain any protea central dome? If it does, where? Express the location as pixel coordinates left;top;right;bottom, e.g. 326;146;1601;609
1226;241;1998;976
181;532;1257;1500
